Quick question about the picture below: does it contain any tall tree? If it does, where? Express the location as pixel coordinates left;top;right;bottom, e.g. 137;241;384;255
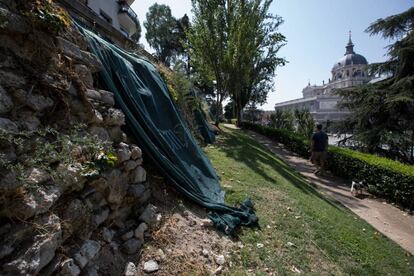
144;4;178;65
336;7;414;162
188;0;285;126
187;0;229;125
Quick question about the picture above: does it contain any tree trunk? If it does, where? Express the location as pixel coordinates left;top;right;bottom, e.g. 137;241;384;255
215;92;220;126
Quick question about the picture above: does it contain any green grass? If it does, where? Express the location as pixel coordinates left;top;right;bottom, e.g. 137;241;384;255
204;126;414;275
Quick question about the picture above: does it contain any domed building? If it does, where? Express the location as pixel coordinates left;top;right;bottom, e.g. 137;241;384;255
274;33;372;124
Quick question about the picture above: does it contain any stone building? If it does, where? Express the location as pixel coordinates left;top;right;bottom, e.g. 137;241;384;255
274;34;372;123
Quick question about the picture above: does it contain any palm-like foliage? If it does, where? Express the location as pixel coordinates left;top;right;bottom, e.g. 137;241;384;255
337;7;414;162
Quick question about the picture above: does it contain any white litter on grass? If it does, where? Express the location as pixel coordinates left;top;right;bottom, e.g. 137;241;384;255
256;243;264;248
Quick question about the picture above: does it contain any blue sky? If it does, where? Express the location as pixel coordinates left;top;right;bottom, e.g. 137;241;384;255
132;0;413;110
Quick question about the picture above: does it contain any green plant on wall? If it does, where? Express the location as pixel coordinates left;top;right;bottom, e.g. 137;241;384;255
20;0;71;34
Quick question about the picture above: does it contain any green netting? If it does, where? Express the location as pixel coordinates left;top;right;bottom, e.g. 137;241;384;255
78;25;258;235
190;89;216;144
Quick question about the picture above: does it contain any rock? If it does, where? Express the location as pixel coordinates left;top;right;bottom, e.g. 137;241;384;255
104;108;125;126
89;109;104;124
11;88;27;104
121;231;134;241
137;189;151;205
99;90;115;106
156;249;166;261
138;204;158;226
3;214;62;275
57;37;83;61
73;240;101;269
0;70;26;88
56;163;86;192
124;160;138;171
75;64;94;88
116;142;131;163
130;146;142;160
101;228;115;243
89;126;110;141
26;93;54;112
143;260;159;273
0;117;18;132
0;85;13;114
84;265;99;276
85;89;102;101
0;245;14;259
107;126;125;143
58;258;81;276
202;249;209;257
18;110;41;131
129;166;146;183
89;177;108;194
124;262;138;276
127;184;145;198
215;255;225;265
105;169;128;205
0;171;21;191
121;239;141;255
0;144;17;163
0;7;30;35
80;50;103;73
93;208;109;226
26;168;51;185
62;199;90;240
134;223;148;242
7;184;61;219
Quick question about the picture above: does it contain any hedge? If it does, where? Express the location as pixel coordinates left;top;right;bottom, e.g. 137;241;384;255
240;121;414;210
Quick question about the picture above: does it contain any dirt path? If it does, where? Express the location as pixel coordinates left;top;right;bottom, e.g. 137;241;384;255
235;126;414;255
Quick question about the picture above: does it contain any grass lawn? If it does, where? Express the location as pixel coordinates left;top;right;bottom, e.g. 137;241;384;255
204;125;414;275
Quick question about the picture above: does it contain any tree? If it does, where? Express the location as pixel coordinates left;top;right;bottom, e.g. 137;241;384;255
294;109;315;138
269;110;294;131
187;0;229;125
224;101;235;120
336;7;414;162
188;0;285;126
144;4;185;65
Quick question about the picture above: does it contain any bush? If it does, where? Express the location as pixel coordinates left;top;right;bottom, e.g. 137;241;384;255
240;121;414;210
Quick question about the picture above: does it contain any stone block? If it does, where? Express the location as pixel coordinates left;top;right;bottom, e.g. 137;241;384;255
0;85;13;114
99;90;115;106
0;117;18;132
121;239;141;255
73;240;101;269
75;64;94;88
57;37;83;61
80;50;103;73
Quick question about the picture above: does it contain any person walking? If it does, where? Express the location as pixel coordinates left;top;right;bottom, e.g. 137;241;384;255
310;124;328;175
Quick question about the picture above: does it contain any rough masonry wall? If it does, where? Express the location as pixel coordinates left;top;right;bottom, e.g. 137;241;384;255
0;4;158;275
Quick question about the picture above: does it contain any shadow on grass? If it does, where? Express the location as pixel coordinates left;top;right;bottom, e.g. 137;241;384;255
216;127;342;211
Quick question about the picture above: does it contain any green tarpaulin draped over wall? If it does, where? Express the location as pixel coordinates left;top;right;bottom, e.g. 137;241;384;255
78;25;258;235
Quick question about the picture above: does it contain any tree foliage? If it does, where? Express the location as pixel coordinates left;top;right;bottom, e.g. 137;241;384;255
336;7;414;162
144;4;189;65
188;0;285;125
294;109;315;138
269;110;294;132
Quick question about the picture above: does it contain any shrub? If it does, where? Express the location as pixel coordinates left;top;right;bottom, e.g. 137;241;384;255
240;121;414;210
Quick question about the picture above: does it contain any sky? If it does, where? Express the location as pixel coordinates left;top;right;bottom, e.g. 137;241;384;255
132;0;413;110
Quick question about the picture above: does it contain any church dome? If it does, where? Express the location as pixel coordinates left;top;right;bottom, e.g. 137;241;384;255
332;34;368;71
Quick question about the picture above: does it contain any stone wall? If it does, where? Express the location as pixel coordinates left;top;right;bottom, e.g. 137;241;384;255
0;4;158;275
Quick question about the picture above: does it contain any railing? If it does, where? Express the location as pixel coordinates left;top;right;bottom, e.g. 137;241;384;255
118;1;139;26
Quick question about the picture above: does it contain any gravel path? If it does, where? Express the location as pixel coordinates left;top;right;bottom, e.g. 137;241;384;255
239;126;414;255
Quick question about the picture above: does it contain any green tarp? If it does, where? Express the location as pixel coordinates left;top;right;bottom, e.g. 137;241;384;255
79;26;258;235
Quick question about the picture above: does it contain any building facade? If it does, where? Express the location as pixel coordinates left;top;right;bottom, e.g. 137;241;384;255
86;0;139;38
274;35;372;123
